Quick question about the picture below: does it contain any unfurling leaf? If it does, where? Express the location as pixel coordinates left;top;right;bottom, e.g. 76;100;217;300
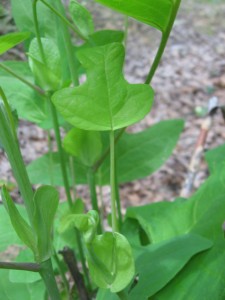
52;43;153;131
87;232;135;292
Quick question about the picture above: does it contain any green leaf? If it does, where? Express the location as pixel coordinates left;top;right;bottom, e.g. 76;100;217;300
9;249;41;283
96;289;119;300
205;143;225;174
63;128;102;167
28;37;62;91
98;119;184;183
82;30;124;48
52;43;153;131
60;210;99;244
151;239;225;299
0;61;48;125
129;234;212;299
87;232;135;292
1;187;37;254
33;185;59;262
95;0;179;33
69;0;94;38
0;270;45;300
0;32;30;55
0;204;25;252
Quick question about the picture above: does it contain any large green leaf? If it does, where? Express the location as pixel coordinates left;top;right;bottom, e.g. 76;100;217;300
52;43;153;131
95;0;180;33
151;239;225;299
0;32;30;55
0;270;45;300
33;185;59;262
27;120;183;186
98;119;184;183
129;234;212;299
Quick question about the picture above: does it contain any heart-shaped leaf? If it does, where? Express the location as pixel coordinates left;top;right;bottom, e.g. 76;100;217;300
52;43;153;131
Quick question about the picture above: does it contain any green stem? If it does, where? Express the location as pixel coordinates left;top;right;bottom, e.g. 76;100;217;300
69;156;77;199
87;168;102;233
0;98;34;225
0;63;45;96
48;98;73;208
115;168;123;230
40;259;61;300
33;0;46;64
0;261;40;272
40;0;87;41
145;0;182;84
110;130;118;232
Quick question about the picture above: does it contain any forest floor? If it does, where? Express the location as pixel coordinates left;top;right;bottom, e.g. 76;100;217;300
0;0;225;213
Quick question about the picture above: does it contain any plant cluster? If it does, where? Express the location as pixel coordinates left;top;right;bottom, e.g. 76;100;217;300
0;0;225;299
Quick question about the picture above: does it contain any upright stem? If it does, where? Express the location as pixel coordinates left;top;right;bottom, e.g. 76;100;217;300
48;98;73;208
40;259;61;300
145;0;182;84
110;130;118;232
87;168;102;233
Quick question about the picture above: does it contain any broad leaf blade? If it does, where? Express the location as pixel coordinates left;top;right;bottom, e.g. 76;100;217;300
52;43;153;131
1;187;37;254
129;234;212;299
0;32;30;55
33;185;59;262
95;0;174;32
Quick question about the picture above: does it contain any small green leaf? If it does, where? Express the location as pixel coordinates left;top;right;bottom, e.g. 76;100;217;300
33;185;59;262
28;37;62;91
87;232;135;292
52;43;153;131
60;210;99;243
63;128;102;166
82;30;124;48
129;234;212;299
69;0;94;38
1;187;37;254
0;32;30;55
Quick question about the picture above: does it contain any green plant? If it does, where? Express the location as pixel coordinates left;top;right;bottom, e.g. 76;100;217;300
0;0;224;299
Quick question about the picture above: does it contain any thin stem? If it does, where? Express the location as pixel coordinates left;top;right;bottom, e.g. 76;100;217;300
145;0;182;84
40;259;61;300
47;130;54;185
115;168;123;230
40;0;87;41
0;63;45;96
87;168;102;233
110;130;118;232
48;98;73;208
69;156;77;199
33;0;46;64
93;128;126;173
0;261;40;272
